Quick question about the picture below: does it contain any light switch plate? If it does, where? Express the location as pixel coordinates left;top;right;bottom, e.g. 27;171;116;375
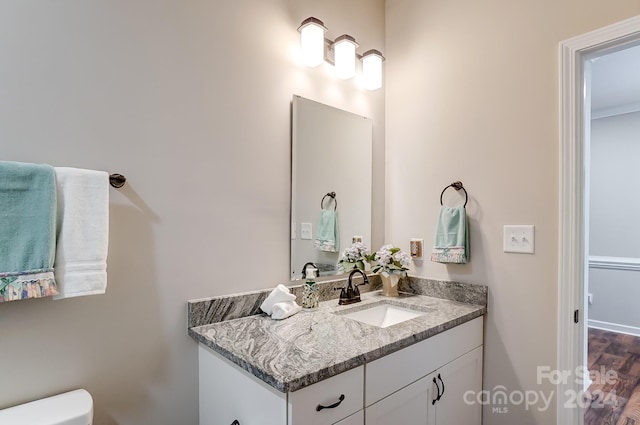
503;225;535;254
301;223;312;240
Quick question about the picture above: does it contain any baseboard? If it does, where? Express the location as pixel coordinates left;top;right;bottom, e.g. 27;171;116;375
588;319;640;337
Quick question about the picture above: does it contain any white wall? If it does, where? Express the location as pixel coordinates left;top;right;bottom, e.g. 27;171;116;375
385;0;640;424
588;265;640;332
588;112;640;332
590;112;640;257
0;1;384;424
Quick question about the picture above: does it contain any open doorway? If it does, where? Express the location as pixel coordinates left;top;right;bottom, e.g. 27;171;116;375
584;44;640;424
559;15;640;425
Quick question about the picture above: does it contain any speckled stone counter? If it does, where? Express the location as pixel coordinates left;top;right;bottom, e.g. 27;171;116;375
189;282;486;393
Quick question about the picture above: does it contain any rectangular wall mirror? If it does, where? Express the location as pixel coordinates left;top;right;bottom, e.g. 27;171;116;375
291;95;373;280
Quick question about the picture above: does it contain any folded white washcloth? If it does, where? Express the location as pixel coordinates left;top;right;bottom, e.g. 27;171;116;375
260;284;296;315
271;301;302;320
53;167;109;300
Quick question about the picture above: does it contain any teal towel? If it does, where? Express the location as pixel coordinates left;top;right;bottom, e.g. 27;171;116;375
314;209;339;252
0;161;58;302
431;206;469;264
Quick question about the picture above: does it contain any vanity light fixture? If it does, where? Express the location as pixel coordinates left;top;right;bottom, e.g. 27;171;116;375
361;49;385;91
297;17;385;90
333;35;358;80
298;17;327;68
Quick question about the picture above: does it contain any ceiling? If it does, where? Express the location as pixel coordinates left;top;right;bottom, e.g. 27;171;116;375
591;44;640;114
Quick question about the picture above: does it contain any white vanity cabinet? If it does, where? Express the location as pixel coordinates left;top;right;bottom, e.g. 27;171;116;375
198;345;363;425
198;316;483;425
365;374;434;424
334;410;364;425
365;317;483;425
366;347;483;424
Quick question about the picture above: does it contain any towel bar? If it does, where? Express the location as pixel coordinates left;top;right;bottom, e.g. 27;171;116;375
440;181;468;208
109;173;126;188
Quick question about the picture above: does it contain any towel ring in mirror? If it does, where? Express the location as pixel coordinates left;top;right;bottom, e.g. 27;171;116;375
321;192;337;210
301;262;320;278
440;181;468;208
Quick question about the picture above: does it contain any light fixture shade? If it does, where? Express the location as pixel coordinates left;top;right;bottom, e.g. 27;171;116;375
333;35;358;80
298;17;327;68
361;49;385;90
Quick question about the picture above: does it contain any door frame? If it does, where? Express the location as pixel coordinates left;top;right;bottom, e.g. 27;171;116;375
558;15;640;425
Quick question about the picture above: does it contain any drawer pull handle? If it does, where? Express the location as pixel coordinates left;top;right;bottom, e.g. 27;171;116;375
432;377;441;405
316;394;345;411
437;374;445;401
231;421;240;425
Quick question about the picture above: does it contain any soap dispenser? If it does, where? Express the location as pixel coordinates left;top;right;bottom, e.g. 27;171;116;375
302;267;319;309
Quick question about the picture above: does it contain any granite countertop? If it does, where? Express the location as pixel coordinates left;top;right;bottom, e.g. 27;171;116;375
189;288;486;393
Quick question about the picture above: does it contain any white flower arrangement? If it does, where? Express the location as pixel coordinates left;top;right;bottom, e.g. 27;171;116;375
338;242;370;271
367;244;411;275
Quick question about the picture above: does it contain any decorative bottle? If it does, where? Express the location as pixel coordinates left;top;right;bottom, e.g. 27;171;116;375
302;267;319;309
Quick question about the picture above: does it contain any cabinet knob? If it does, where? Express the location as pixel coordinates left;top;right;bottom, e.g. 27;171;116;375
316;394;345;411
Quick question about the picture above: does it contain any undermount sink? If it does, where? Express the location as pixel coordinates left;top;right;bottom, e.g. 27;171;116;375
339;303;427;328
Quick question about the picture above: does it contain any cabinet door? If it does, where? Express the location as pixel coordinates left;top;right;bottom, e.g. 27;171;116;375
333;410;364;425
199;345;286;425
365;375;436;425
434;346;483;425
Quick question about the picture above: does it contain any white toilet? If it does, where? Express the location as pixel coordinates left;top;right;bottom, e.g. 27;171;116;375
0;389;93;425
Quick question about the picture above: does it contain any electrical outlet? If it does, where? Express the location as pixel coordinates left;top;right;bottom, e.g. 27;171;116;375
503;225;535;254
352;235;363;243
410;238;424;260
301;223;312;240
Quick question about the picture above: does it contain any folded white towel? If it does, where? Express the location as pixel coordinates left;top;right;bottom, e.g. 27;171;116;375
260;284;296;315
271;300;302;320
53;167;109;299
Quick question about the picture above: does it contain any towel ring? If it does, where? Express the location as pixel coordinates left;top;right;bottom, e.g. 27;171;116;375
109;173;126;188
440;181;468;208
301;262;320;278
321;192;337;210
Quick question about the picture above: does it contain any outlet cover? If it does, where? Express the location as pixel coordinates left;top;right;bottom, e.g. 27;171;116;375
410;238;424;260
503;225;535;254
301;223;312;240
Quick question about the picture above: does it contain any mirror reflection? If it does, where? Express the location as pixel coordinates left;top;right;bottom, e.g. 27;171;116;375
291;95;373;280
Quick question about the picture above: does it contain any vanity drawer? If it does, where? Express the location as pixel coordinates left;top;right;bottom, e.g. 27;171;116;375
365;316;483;406
288;365;364;425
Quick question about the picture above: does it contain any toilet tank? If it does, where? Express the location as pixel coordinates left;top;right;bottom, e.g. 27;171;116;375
0;389;93;425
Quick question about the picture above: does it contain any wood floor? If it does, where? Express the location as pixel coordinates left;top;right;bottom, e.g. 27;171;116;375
585;328;640;425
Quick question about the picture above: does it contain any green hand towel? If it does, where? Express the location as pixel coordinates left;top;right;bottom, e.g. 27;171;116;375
431;206;469;264
0;161;58;302
314;209;339;252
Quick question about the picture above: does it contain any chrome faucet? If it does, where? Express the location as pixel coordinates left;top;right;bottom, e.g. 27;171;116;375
335;269;369;305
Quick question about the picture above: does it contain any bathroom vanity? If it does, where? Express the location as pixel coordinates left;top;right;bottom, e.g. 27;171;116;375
189;278;486;425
